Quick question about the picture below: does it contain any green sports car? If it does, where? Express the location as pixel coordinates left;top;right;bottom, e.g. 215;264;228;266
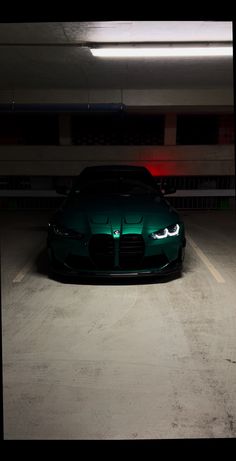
47;165;186;279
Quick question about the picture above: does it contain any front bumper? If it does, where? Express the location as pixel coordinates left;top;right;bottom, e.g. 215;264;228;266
48;249;184;280
48;232;186;280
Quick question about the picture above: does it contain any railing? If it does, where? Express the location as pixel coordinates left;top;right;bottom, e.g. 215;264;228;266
0;188;234;210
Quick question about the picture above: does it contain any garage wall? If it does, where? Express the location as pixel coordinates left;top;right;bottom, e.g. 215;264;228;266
0;145;234;176
0;88;234;177
0;88;233;106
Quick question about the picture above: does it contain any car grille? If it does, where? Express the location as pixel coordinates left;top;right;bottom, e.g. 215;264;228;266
89;234;115;269
89;233;145;270
81;234;167;271
119;234;145;269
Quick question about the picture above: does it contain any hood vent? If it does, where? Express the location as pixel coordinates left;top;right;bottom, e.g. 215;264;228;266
124;215;143;224
90;215;109;224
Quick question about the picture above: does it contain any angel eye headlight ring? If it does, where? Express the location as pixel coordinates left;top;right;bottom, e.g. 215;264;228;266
149;223;180;239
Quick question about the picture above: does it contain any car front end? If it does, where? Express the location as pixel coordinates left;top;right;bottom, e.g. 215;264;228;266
47;214;186;279
47;165;186;280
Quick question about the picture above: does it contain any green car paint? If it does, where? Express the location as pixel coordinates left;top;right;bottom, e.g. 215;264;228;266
47;165;186;279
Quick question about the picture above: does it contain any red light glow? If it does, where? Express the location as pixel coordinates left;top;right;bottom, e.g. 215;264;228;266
143;163;175;177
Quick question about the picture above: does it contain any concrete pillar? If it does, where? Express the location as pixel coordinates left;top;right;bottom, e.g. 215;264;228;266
59;114;72;146
164;113;177;145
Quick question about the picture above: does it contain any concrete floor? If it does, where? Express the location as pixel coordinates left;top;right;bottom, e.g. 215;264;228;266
1;209;236;439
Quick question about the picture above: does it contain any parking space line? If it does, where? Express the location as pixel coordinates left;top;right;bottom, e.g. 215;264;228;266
12;241;45;283
186;232;225;284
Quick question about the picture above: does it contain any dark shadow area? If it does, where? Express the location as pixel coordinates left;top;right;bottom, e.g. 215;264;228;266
35;247;49;276
25;226;48;232
12;225;48;232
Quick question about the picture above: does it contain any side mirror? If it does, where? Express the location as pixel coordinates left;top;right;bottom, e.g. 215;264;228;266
56;186;70;195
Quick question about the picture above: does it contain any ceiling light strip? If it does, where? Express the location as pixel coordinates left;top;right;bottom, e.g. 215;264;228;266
90;46;233;58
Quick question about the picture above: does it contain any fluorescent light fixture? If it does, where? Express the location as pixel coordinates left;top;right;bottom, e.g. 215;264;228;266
90;45;233;58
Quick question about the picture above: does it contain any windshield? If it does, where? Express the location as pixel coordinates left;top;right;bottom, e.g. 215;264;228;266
70;178;160;197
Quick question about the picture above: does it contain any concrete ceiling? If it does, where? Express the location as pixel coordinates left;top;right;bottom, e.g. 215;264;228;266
0;21;233;90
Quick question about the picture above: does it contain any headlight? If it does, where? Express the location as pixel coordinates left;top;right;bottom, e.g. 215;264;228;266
149;223;180;240
48;223;84;239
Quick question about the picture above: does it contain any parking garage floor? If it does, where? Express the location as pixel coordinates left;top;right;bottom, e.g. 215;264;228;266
1;209;236;439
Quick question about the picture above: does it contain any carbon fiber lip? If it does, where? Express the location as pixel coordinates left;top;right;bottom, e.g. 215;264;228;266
49;260;182;278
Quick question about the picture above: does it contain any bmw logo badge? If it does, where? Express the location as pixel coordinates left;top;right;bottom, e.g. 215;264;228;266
113;229;120;238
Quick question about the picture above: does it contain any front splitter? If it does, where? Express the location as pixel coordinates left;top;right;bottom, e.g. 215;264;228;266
49;259;182;280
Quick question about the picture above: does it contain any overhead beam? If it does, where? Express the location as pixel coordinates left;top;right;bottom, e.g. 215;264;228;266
0;88;233;107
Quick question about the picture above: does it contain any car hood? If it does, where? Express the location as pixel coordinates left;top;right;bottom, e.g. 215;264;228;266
54;194;179;235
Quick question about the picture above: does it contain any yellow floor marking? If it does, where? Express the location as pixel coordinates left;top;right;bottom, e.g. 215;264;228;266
186;232;225;284
13;242;45;283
